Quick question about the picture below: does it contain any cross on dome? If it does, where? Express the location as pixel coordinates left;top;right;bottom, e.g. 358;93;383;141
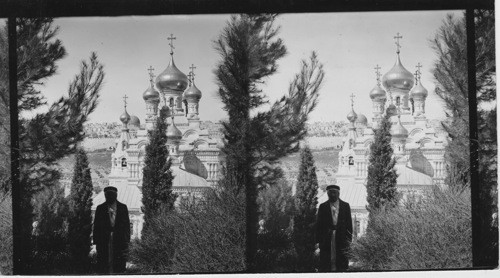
350;93;355;109
167;33;176;55
374;64;381;85
123;95;128;109
415;62;423;80
189;64;197;82
147;66;155;82
394;32;403;54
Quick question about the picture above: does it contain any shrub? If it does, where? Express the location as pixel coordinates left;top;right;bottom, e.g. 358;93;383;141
350;187;472;270
256;178;297;272
130;175;246;273
0;191;12;275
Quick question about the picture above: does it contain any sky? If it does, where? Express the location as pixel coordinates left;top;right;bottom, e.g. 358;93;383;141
33;11;463;124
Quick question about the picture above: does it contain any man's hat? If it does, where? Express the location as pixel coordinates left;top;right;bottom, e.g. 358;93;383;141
326;185;340;191
104;186;118;193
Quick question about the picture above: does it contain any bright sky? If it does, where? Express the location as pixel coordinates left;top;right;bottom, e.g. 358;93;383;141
35;11;463;124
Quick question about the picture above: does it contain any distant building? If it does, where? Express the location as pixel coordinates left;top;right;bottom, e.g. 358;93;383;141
333;34;447;238
92;36;223;239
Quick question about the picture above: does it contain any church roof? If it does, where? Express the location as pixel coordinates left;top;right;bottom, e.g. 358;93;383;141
171;167;209;189
317;181;367;210
92;185;143;212
395;164;434;186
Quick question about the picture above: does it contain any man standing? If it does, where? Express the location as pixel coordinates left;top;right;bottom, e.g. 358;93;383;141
316;185;353;271
93;186;130;273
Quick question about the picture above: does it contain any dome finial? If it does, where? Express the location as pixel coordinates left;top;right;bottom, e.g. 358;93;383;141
415;62;423;81
123;94;128;111
189;64;197;83
394;32;403;55
350;93;355;110
167;33;176;56
374;64;382;86
148;65;155;84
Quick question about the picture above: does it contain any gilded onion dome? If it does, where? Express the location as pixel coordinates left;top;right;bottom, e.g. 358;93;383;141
143;84;160;101
120;110;131;124
369;84;387;100
166;121;183;140
156;55;189;92
410;79;428;98
347;109;357;123
184;81;202;100
355;113;368;126
382;55;415;91
129;115;141;127
391;116;408;138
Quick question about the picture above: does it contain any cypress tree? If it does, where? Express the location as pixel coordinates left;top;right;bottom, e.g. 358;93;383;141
67;149;93;273
141;107;177;238
366;114;398;213
292;146;318;270
8;18;104;273
214;15;324;269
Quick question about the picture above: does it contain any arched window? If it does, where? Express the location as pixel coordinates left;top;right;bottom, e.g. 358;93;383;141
410;98;415;115
348;156;354;165
121;158;127;167
169;97;174;107
396;96;401;106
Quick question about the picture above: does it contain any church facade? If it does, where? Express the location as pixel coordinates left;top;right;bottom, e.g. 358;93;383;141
332;34;447;238
92;36;222;239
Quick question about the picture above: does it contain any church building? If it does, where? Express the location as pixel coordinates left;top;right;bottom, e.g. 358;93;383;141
319;33;447;238
92;35;223;239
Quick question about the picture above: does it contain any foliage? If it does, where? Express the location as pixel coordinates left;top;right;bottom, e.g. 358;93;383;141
365;113;398;213
31;185;70;274
67;149;94;273
256;177;297;272
431;10;497;266
130;170;246;273
12;18;104;273
292;146;319;271
0;21;9;195
213;14;324;269
0;191;12;275
350;188;472;270
141;106;176;238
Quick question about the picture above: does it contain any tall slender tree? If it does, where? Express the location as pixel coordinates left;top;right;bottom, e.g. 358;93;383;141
292;146;319;270
67;149;94;273
214;14;324;270
431;10;497;267
11;18;104;273
141;107;176;238
365;114;398;213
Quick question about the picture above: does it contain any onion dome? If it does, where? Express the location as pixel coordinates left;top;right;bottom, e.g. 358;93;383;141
129;115;141;127
355;113;368;126
347;109;357;123
369;84;387;100
391;116;408;138
119;110;130;124
143;84;160;101
184;82;202;100
382;55;415;91
166;120;183;140
409;80;428;98
156;56;189;92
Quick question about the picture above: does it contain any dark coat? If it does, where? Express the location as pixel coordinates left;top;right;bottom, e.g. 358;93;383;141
316;199;353;271
93;201;130;273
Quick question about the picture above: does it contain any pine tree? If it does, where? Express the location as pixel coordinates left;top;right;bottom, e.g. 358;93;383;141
8;18;105;273
292;146;319;270
67;149;94;273
141;107;176;238
366;114;398;213
214;14;324;269
431;10;497;266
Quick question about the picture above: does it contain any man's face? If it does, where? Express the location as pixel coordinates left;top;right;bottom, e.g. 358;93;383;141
327;189;340;202
105;191;117;204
